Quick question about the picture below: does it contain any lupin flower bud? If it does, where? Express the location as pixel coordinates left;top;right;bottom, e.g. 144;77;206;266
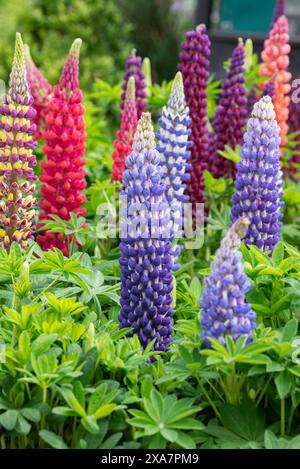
200;217;256;345
119;113;173;353
231;96;284;252
178;25;211;206
112;77;138;182
260;15;291;152
24;45;52;140
270;0;286;30
38;39;86;255
121;49;147;119
0;33;37;250
212;38;247;178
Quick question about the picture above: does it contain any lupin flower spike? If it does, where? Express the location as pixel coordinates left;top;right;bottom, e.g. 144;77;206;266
231;96;284;252
121;49;147;119
38;38;87;256
24;44;52;140
156;72;192;268
119;112;174;353
0;33;37;250
200;217;256;346
270;0;286;30
212;38;247;178
260;15;291;153
178;24;211;206
112;77;138;182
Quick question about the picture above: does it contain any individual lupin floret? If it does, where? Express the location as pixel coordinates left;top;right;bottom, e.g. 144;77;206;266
0;33;37;250
24;44;52;140
112;77;138;182
231;96;283;252
119;112;173;353
38;39;86;255
200;217;256;346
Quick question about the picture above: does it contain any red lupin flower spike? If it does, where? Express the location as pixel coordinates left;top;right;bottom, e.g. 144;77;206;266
38;39;87;255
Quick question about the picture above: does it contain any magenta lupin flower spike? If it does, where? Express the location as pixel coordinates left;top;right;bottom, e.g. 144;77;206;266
0;33;37;250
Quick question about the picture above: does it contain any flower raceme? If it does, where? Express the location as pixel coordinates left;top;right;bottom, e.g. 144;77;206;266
38;39;87;255
112;77;138;183
25;45;52;141
231;96;283;252
155;71;192;268
0;33;37;250
119;113;173;353
121;49;147;119
200;217;256;346
212;38;247;178
260;15;291;153
178;24;211;206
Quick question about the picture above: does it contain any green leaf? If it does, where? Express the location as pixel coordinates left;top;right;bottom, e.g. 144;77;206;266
82;415;99;434
175;431;196;449
0;409;18;430
31;334;58;356
272;241;284;266
39;430;69;449
160;428;178;442
20;408;41;423
275;370;292;399
281;319;298;343
264;430;280;449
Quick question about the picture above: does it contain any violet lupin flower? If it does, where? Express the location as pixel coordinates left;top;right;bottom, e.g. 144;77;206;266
231;96;283;252
121;49;147;119
200;217;256;346
0;33;37;250
119;113;173;353
262;79;275;101
178;25;211;206
212;38;247;178
270;0;286;30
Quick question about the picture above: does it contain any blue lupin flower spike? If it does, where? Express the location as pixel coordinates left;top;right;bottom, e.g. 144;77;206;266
156;72;192;269
231;95;284;252
119;112;174;353
200;217;256;346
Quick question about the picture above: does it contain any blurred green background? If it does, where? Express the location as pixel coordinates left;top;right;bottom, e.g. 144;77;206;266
0;0;298;89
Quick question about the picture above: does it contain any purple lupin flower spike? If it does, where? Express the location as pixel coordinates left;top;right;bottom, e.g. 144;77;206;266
0;33;37;250
270;0;286;30
119;113;173;353
200;216;256;346
178;24;211;207
231;96;284;252
247;87;258;116
212;38;248;179
121;49;147;119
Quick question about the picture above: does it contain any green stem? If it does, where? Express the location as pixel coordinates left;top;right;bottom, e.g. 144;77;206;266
256;374;273;408
196;376;223;424
281;398;285;436
207;379;225;402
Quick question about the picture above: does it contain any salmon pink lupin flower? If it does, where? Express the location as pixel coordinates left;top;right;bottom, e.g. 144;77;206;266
212;38;247;178
112;77;138;183
119;113;173;353
121;49;147;119
178;25;211;206
24;45;52;141
0;33;37;250
231;96;283;252
200;217;256;346
38;39;86;255
260;15;291;153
